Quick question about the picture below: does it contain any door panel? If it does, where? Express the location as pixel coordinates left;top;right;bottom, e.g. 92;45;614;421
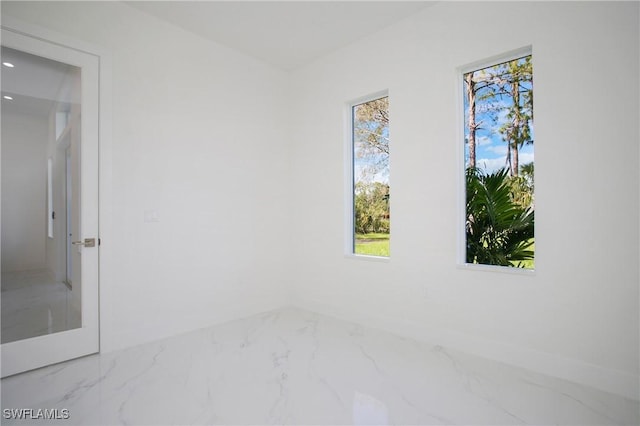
1;28;99;377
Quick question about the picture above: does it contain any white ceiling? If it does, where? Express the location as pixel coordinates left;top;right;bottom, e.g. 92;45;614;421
126;1;435;70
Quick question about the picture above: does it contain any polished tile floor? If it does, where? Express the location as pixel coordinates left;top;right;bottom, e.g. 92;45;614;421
1;307;638;425
1;270;81;344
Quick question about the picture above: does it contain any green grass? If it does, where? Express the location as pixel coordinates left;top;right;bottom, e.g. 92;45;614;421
510;239;535;270
355;233;390;257
353;234;532;265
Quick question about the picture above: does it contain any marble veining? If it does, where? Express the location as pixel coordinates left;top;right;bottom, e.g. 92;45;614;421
1;307;638;425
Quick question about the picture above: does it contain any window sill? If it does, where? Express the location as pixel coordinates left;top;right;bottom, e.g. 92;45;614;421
457;262;536;276
344;254;391;263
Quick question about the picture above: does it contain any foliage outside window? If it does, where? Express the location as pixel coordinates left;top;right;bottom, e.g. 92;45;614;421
352;96;390;257
464;54;535;269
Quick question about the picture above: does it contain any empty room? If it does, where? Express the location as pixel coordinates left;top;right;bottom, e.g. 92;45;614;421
1;1;638;424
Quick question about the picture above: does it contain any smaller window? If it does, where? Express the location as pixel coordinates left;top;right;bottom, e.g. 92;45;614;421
350;95;390;257
55;109;69;140
47;157;53;239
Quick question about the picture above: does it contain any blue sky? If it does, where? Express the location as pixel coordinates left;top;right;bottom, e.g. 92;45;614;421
473;130;534;174
353;106;390;185
354;143;389;184
464;57;534;174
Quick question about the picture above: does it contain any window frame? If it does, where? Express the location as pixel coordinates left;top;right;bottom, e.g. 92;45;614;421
47;157;54;239
344;90;390;261
456;46;536;274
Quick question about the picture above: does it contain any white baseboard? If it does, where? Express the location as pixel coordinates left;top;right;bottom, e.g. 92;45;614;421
292;296;640;401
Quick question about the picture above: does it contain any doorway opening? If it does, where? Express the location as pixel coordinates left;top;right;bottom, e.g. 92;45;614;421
1;46;82;344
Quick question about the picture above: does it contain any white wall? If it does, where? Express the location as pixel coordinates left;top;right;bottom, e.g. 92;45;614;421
1;110;49;272
288;2;639;399
2;1;291;352
45;109;67;284
3;0;638;400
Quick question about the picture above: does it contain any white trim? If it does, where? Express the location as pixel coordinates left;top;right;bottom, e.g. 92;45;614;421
456;46;535;272
457;262;536;276
344;90;390;258
1;26;100;377
344;253;390;263
47;157;54;239
343;100;355;255
1;16;107;59
459;45;533;75
1;14;112;368
293;296;640;401
455;67;467;268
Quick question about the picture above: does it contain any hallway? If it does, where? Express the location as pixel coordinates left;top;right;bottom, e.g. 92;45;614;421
1;269;80;344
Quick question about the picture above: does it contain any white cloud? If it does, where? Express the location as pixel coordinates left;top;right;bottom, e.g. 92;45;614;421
476;135;492;146
477;152;534;174
519;152;534;166
476;157;509;173
485;144;508;155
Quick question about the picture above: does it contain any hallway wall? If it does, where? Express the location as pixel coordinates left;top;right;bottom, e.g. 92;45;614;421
1;110;48;273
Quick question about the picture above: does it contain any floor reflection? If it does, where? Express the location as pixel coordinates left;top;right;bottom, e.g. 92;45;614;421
1;269;80;343
2;307;638;425
353;391;389;425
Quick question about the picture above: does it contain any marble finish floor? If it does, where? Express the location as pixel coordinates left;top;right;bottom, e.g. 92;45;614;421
1;307;638;425
1;270;81;344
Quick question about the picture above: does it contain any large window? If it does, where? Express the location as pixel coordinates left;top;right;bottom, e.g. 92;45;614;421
463;53;534;269
351;95;390;257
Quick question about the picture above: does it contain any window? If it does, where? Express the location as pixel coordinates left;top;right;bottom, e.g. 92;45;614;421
47;157;53;239
350;94;390;257
463;53;534;269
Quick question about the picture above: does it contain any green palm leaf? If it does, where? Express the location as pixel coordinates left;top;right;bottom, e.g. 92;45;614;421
466;167;534;267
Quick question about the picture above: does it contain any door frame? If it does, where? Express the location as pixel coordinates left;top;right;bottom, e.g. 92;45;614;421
1;15;111;377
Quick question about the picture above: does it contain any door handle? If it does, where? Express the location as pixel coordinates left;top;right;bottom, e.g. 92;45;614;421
72;238;96;248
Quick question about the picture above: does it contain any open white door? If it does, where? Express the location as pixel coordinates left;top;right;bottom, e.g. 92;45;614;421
1;27;100;377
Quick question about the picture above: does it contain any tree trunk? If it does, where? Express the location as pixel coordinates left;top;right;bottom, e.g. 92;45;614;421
510;76;521;176
511;143;519;176
465;72;477;169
